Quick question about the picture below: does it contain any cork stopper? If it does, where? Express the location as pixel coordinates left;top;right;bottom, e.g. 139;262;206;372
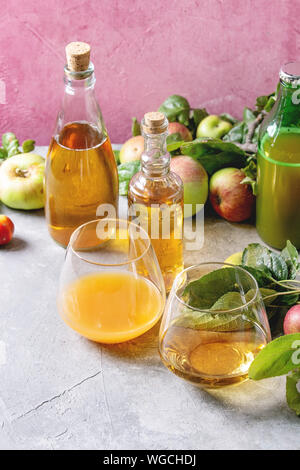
142;112;168;134
65;42;91;72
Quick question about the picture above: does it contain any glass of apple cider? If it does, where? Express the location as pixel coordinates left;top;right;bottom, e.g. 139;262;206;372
58;219;166;343
159;263;271;388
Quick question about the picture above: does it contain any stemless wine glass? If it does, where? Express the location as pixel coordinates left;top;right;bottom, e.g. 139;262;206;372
159;263;271;388
58;218;166;343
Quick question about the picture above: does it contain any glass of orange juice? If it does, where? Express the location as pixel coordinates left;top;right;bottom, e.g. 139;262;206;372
58;218;166;343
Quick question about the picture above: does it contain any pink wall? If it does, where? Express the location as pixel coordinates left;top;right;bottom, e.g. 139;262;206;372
0;0;299;145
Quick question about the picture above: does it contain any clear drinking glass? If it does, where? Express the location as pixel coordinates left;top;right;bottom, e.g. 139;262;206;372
159;263;271;388
58;219;166;343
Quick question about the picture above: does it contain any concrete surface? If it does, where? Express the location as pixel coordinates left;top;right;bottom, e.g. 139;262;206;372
0;147;299;450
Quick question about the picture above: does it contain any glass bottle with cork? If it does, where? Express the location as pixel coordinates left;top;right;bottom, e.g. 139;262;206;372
45;42;118;247
128;112;184;292
256;62;300;249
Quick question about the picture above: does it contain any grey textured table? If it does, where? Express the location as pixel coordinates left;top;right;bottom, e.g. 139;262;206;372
0;147;299;450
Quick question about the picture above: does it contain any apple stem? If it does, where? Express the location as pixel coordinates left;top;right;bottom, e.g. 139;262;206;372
15;168;29;178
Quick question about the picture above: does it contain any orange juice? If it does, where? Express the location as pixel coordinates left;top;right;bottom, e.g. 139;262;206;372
58;271;163;343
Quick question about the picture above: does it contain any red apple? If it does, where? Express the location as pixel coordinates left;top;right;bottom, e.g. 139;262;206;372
168;122;193;142
0;215;14;245
209;167;255;222
284;305;300;334
170;156;208;217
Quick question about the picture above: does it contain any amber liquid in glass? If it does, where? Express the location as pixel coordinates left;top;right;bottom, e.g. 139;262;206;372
160;324;267;388
58;271;163;343
128;186;184;292
45;122;118;247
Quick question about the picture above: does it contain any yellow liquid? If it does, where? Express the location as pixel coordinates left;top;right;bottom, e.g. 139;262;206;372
256;131;300;249
129;202;184;292
128;199;184;293
160;326;267;388
45;122;118;247
58;272;163;343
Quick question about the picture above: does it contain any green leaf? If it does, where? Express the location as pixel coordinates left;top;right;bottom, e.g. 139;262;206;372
117;160;141;196
191;108;208;128
182;137;245;157
242;243;288;281
256;90;277;113
182;267;240;310
7;140;20;157
264;96;276;112
219;113;238;125
166;133;182;146
259;287;278;305
174;306;253;332
223;121;245;143
166;140;184;153
242;244;272;271
239;265;271;287
158;95;190;126
242;159;257;180
210;291;249;311
180;137;246;175
279;293;299;306
2;132;20;158
286;370;300;416
241;160;257;195
241;175;257;196
166;133;185;155
243;107;256;123
2;132;17;150
269;251;289;281
131;117;141;137
249;333;300;380
22;139;35;153
256;95;269;111
174;289;258;332
113;150;120;164
0;147;7;159
174;269;275;333
281;240;300;279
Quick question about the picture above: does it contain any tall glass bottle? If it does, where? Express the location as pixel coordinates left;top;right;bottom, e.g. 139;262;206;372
128;112;184;292
256;62;300;249
45;42;118;247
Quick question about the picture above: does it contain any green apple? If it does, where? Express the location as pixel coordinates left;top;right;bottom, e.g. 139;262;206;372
119;135;144;164
170;156;208;217
224;252;243;265
196;115;232;139
0;153;45;210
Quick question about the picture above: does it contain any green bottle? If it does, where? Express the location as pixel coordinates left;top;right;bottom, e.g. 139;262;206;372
256;62;300;249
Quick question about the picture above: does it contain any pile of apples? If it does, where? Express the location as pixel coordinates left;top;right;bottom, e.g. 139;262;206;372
120;115;254;222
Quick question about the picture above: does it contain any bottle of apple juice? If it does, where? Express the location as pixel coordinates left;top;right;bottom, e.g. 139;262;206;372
256;62;300;249
128;112;184;292
44;42;118;247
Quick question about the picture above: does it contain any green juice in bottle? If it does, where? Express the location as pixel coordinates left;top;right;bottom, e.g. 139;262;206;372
256;63;300;249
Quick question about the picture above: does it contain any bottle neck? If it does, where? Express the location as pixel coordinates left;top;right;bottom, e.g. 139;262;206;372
274;79;300;127
55;63;106;138
64;64;96;99
141;132;170;177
